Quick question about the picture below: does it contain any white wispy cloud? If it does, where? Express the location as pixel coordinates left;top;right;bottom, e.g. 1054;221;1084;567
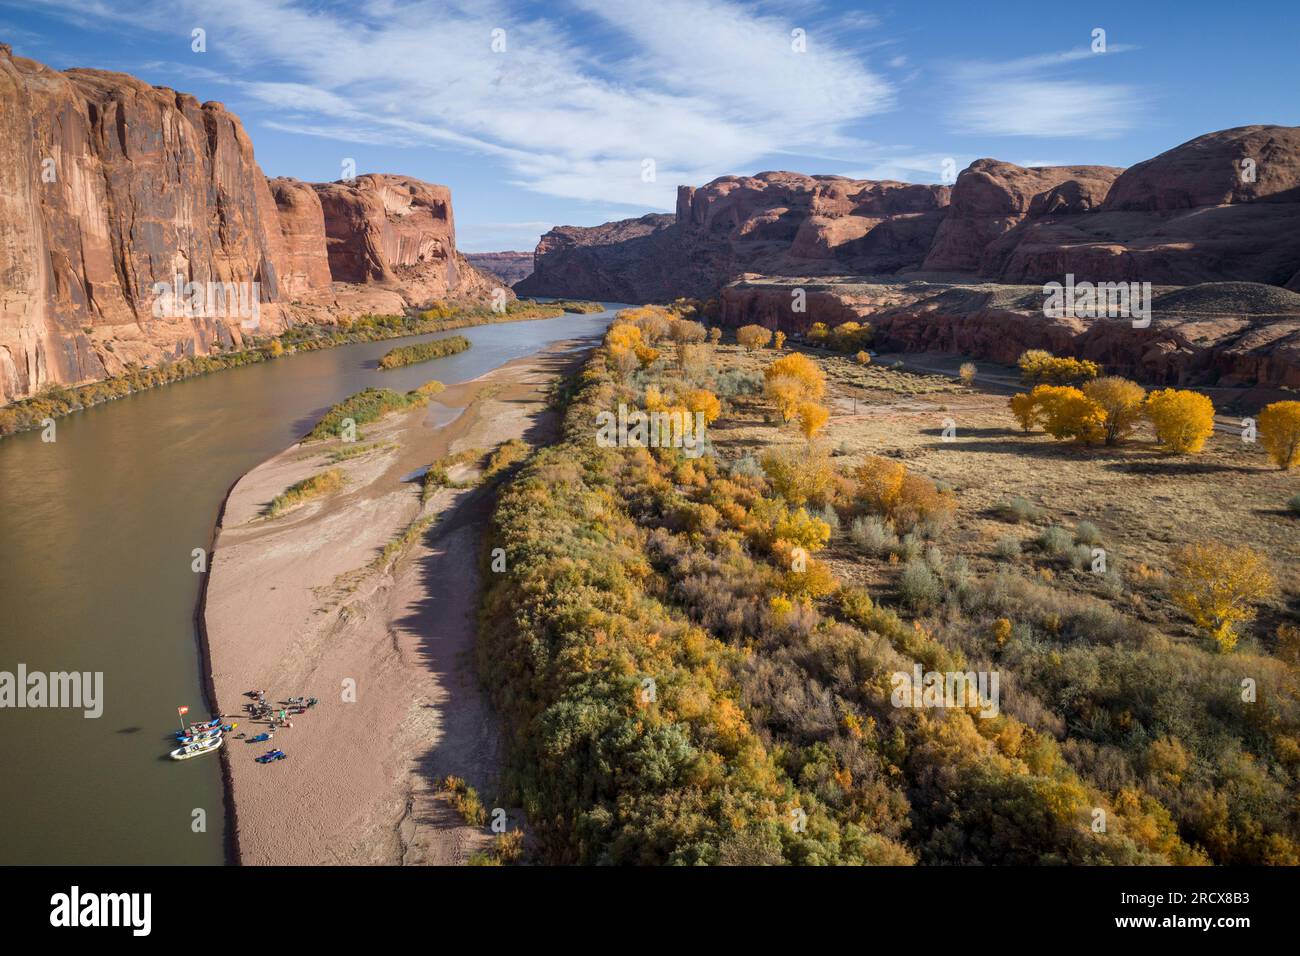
945;44;1145;139
27;0;895;209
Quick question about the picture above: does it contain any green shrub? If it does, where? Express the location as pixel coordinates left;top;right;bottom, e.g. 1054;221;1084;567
1070;543;1096;571
1037;525;1073;557
482;439;529;481
266;468;345;517
548;300;604;314
993;536;1022;560
1073;521;1103;546
893;532;922;562
850;515;897;555
377;335;470;369
898;558;943;610
999;496;1044;524
305;383;443;442
440;775;487;826
838;585;875;624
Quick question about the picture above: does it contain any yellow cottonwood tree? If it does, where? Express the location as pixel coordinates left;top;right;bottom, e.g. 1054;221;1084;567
1145;389;1215;453
1009;391;1042;432
1258;400;1300;469
763;353;826;425
1169;542;1276;652
796;401;829;440
1083;376;1147;445
1035;385;1106;444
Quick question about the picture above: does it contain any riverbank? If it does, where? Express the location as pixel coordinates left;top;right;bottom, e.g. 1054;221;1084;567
0;300;598;439
202;340;588;864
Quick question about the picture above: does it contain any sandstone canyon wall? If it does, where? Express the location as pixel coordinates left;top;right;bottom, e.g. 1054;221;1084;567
516;173;951;300
463;251;533;287
519;126;1300;303
721;277;1300;390
0;47;497;404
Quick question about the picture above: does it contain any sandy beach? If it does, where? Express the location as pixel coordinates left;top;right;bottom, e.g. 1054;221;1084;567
202;341;588;865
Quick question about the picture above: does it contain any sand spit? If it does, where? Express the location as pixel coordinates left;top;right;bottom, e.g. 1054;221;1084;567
203;342;589;864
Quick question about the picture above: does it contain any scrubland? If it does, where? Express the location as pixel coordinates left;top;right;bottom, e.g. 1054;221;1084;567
479;307;1300;865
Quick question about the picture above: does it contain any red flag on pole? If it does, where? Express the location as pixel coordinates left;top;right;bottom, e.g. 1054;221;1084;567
178;706;189;716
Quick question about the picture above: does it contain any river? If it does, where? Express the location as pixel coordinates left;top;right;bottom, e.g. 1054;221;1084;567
0;305;621;865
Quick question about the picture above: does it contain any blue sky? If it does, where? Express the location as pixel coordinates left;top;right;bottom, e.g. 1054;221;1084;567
3;1;1297;251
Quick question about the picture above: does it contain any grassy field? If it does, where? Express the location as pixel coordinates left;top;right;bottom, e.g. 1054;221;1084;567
710;342;1299;647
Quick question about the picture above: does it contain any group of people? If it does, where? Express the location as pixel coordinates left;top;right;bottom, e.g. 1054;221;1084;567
233;690;320;744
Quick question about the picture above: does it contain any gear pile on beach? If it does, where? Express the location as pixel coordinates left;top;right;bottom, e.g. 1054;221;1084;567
236;690;320;765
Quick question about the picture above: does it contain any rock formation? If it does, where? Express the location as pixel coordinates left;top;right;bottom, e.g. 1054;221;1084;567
521;126;1300;305
515;214;689;301
0;47;293;403
721;277;1300;390
268;178;332;295
516;173;951;300
0;47;498;404
463;251;533;287
920;161;1122;274
993;126;1300;287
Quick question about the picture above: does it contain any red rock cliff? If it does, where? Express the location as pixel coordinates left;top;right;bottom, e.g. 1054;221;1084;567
269;177;331;295
522;126;1300;305
0;46;293;402
0;48;498;404
516;172;951;300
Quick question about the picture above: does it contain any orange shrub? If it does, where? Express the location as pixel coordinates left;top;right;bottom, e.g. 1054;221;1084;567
854;456;955;533
617;306;673;343
760;445;837;507
854;456;907;515
682;388;722;424
736;325;774;350
773;507;831;552
778;555;840;599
